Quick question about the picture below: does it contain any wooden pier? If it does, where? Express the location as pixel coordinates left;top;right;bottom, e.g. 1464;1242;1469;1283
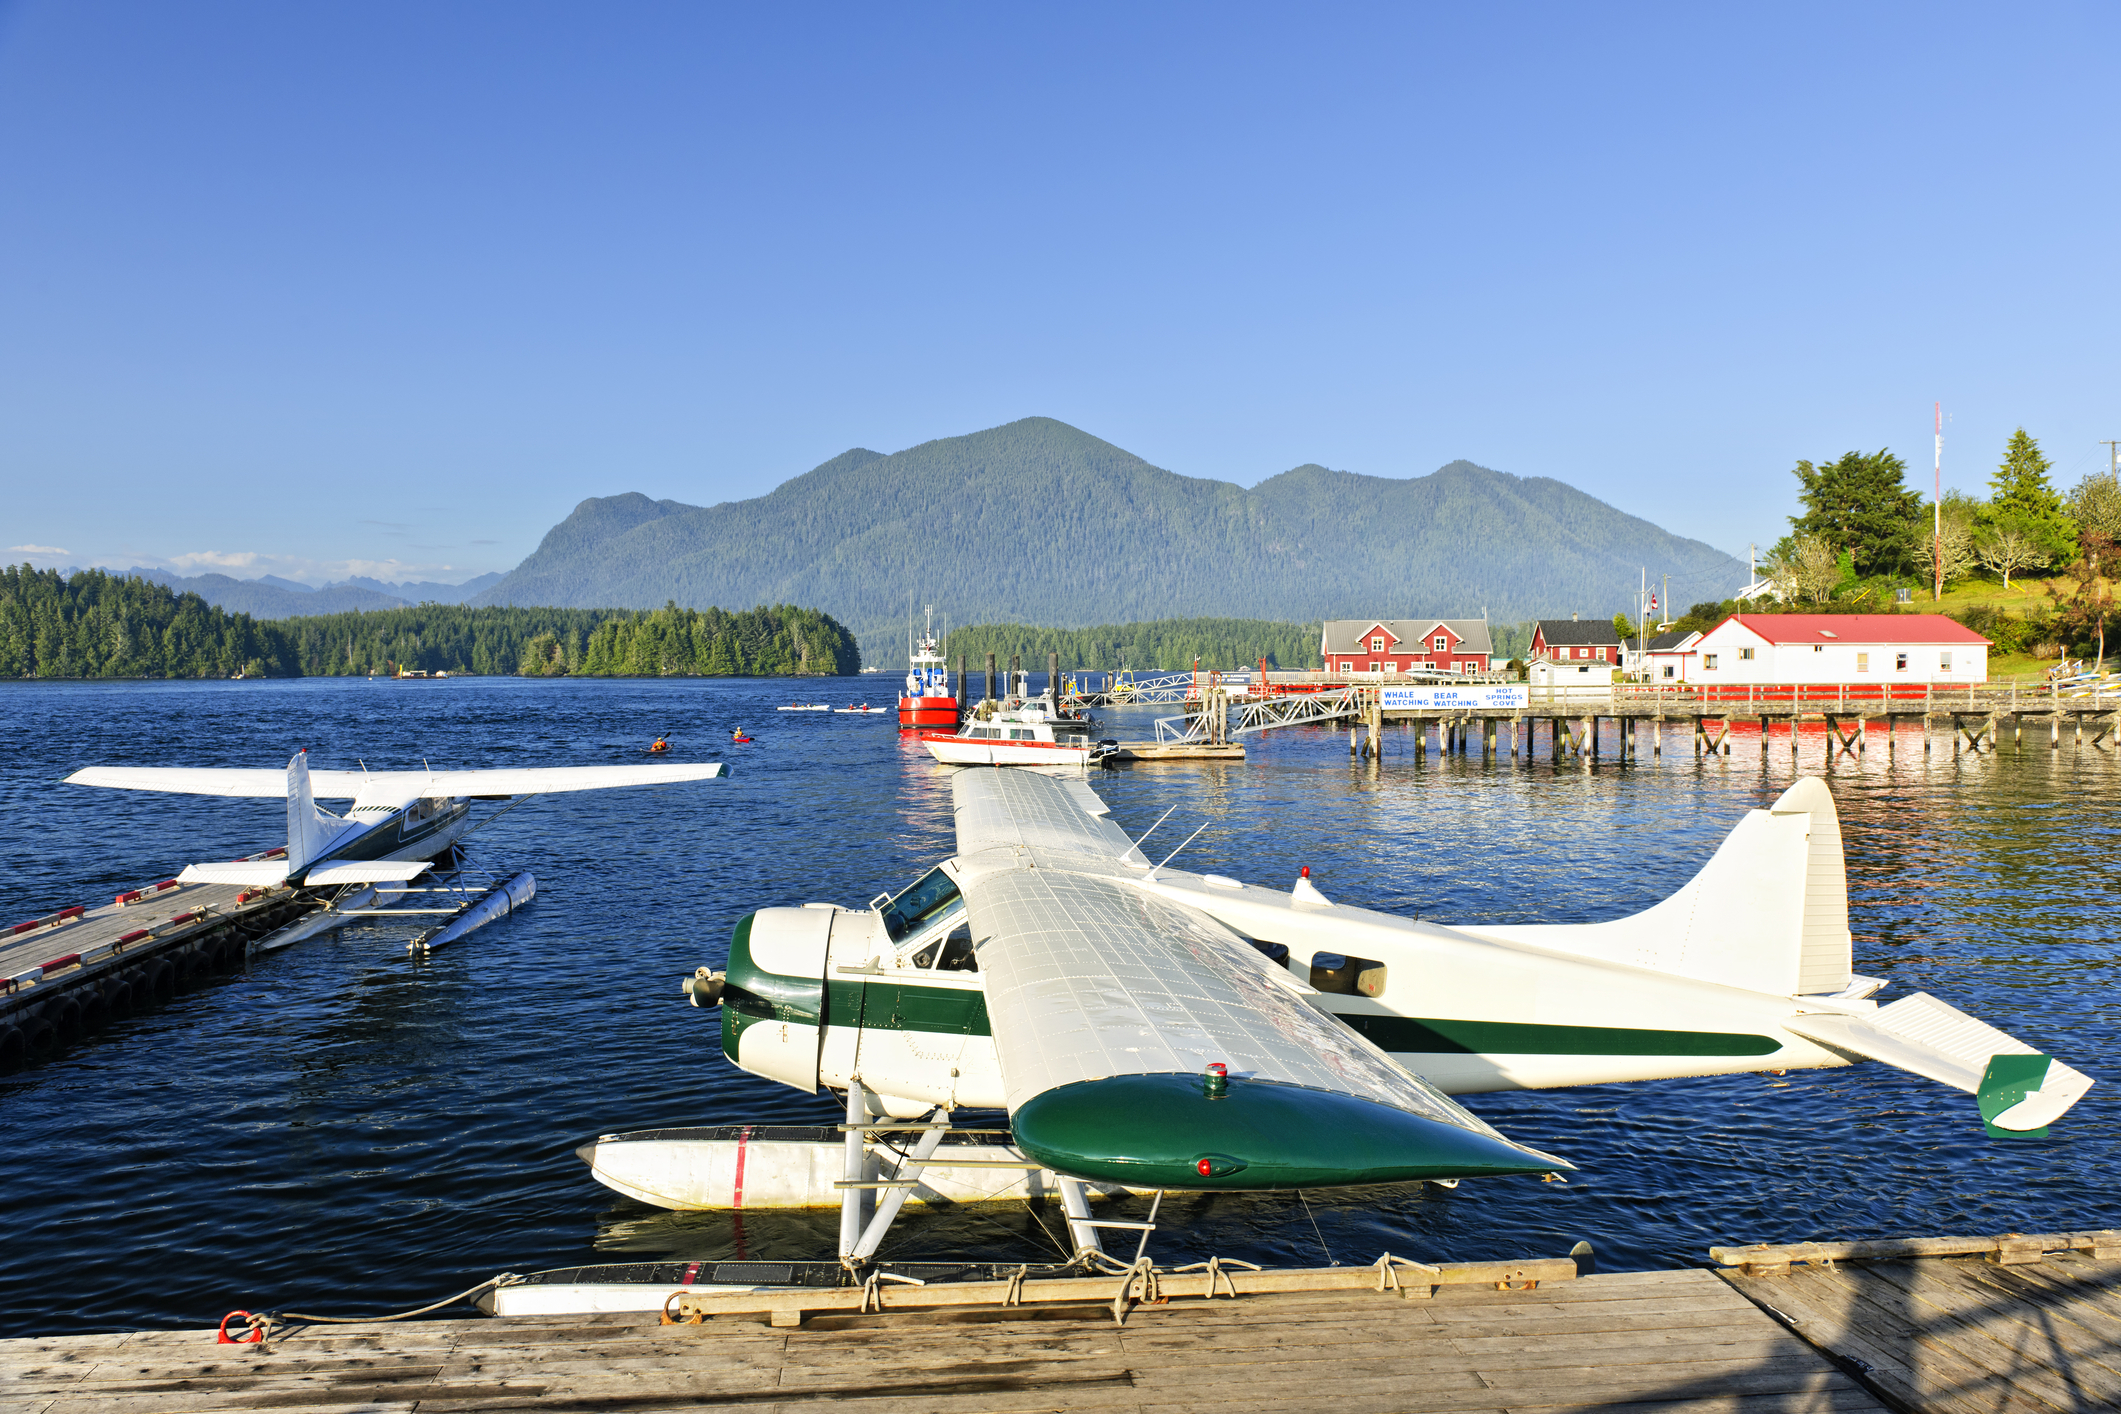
1107;741;1248;762
9;1229;2115;1411
0;863;314;1064
1327;684;2121;764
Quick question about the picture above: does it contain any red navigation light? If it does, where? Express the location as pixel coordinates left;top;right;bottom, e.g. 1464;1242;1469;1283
1300;865;1310;878
1196;1158;1213;1177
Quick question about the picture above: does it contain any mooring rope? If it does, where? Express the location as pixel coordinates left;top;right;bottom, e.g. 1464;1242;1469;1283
221;1276;511;1347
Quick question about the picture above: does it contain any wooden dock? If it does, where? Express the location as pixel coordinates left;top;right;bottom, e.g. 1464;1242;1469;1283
3;1261;1885;1413
1715;1230;2121;1413
0;863;314;1065
1107;741;1248;761
13;1228;2117;1410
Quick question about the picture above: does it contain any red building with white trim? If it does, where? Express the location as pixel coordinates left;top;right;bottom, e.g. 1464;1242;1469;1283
1320;619;1494;674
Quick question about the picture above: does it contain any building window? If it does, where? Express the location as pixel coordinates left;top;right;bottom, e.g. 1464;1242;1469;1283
1434;635;1448;651
1371;636;1385;652
1661;665;1675;679
1340;661;1352;672
1457;661;1471;674
1814;644;1823;653
1382;660;1396;673
1596;647;1607;660
1856;652;1869;672
1895;652;1908;671
1941;651;1953;671
1739;647;1754;661
1704;654;1719;670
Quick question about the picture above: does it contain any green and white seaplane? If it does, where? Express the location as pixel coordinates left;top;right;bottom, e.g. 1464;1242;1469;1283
510;769;2092;1317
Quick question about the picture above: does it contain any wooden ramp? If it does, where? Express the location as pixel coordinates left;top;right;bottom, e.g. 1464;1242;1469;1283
1718;1239;2121;1414
5;1268;1876;1413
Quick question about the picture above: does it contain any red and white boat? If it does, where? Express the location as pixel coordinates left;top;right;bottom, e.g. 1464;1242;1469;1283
921;701;1114;767
898;609;958;730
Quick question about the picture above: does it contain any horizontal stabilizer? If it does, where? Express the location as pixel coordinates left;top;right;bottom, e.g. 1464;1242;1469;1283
177;862;291;886
1787;992;2093;1132
304;861;434;885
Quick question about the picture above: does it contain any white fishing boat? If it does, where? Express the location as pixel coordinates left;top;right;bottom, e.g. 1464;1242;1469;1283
776;703;831;712
921;702;1113;767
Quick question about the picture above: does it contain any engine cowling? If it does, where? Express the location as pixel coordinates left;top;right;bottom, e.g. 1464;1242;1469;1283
719;909;830;1093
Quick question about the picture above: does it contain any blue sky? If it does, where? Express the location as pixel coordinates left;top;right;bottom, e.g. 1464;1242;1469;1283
3;2;2117;587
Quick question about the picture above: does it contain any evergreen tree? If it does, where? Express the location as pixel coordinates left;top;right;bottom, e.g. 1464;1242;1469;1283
1987;428;2077;565
1790;450;1923;578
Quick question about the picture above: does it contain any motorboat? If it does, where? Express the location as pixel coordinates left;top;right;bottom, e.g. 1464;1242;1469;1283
777;704;831;712
922;700;1113;767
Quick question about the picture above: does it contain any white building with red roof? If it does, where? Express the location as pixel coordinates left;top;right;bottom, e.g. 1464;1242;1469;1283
1673;614;1990;685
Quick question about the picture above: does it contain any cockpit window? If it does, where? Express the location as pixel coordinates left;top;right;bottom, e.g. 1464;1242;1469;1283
909;923;979;972
878;867;962;943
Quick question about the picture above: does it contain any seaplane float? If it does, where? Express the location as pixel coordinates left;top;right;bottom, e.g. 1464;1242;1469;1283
63;752;728;952
491;769;2091;1317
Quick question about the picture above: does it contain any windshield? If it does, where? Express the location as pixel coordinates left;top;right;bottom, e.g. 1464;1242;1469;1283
878;867;962;942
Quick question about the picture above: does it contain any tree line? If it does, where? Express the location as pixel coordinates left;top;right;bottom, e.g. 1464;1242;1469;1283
0;567;301;679
1753;430;2118;661
1;568;860;678
941;618;1322;673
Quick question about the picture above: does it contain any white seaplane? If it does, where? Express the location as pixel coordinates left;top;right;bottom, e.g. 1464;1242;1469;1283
64;751;728;887
513;769;2092;1317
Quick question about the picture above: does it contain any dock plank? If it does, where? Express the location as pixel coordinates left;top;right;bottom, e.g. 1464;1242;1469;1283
1720;1257;2121;1414
2;1273;1881;1414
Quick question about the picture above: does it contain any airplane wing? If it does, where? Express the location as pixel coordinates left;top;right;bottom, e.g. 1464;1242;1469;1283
67;767;361;798
947;769;1567;1188
67;762;727;801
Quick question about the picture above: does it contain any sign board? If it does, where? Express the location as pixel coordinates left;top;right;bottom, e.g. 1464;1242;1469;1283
1380;685;1530;711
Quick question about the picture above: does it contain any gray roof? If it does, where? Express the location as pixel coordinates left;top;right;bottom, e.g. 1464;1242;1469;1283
1321;619;1494;656
1646;630;1698;652
1533;619;1622;647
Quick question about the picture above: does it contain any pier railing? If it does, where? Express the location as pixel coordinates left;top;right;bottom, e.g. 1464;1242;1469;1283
1539;677;2121;713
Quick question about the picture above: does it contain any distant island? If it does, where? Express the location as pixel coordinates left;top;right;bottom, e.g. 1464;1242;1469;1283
0;568;858;679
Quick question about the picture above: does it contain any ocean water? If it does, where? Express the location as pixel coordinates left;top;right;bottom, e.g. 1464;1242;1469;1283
1;676;2115;1337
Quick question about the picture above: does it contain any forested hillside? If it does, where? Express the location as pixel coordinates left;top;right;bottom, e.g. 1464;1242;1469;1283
0;567;299;678
1;567;858;678
280;602;858;676
943;618;1320;672
475;418;1746;667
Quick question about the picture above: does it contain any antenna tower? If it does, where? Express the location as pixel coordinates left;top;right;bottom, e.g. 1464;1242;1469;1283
1933;402;1944;602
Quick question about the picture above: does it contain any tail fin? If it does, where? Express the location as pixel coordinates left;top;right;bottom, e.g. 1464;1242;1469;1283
286;751;339;873
1471;777;1852;996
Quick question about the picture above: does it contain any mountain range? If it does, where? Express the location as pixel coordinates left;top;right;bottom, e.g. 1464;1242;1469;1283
116;568;504;619
474;418;1745;667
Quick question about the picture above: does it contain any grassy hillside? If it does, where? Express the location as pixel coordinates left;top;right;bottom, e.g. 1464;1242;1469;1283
475;418;1746;667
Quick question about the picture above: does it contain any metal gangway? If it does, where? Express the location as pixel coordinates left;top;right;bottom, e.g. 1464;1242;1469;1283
1109;670;1199;705
1154;686;1362;743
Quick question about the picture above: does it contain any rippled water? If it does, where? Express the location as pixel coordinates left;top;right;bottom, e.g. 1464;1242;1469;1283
2;677;2116;1337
